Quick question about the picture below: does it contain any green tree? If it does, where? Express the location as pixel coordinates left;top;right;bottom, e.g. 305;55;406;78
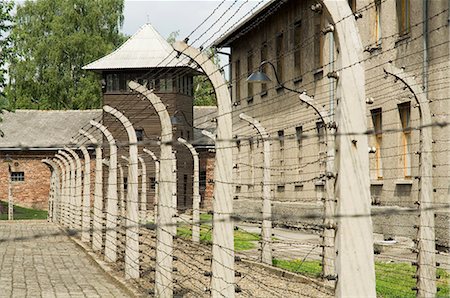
0;0;14;111
193;48;219;106
6;0;125;110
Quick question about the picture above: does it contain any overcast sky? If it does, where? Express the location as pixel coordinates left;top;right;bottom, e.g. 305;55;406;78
122;0;269;47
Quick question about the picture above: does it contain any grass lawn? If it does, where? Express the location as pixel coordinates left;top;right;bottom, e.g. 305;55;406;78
177;213;261;251
0;201;48;220
272;259;450;297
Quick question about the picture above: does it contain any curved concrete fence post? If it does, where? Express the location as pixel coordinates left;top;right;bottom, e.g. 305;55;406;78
138;156;147;223
65;147;83;234
103;105;139;280
129;81;174;296
80;129;103;252
174;41;234;297
384;63;435;297
90;120;118;263
239;113;272;265
143;148;160;221
58;150;76;230
323;1;375;296
54;154;70;227
201;130;216;142
53;158;66;224
177;138;200;243
72;135;92;244
42;159;59;222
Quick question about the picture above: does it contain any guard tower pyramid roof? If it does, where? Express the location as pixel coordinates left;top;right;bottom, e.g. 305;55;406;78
83;23;191;72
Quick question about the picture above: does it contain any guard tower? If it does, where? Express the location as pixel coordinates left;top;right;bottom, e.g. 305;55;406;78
84;24;198;211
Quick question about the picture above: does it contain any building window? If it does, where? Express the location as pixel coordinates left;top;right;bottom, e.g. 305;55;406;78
247;50;254;100
295;126;303;147
293;20;302;77
398;102;411;178
277;185;285;192
276;33;284;83
316;122;325;144
348;0;356;12
278;130;284;149
124;177;128;191
314;16;323;70
260;42;268;94
200;170;207;191
296;126;303;164
150;177;156;190
135;129;144;142
371;108;383;179
294;185;303;192
235;60;241;101
11;172;24;182
396;0;410;35
374;0;382;44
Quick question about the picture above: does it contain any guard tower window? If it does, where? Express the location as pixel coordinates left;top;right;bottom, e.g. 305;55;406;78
135;129;144;142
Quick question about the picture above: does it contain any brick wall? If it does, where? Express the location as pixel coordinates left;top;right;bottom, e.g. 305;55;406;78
0;152;53;210
199;150;215;211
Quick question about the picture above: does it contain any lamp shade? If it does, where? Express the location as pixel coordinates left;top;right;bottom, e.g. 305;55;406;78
247;71;271;83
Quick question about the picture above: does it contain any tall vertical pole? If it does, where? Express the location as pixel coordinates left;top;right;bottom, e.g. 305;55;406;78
55;154;70;227
384;63;435;297
53;158;65;224
59;150;76;230
143;148;160;221
65;147;83;234
178;137;200;243
79;129;103;252
323;1;376;296
90;120;118;263
129;81;174;297
103;105;140;279
138;156;147;223
173;41;234;297
239;113;272;264
75;143;92;243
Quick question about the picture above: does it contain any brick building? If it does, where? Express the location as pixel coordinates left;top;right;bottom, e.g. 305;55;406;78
214;0;450;245
0;110;101;210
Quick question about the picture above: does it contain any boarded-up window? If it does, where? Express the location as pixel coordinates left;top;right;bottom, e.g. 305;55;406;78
398;102;411;178
293;20;302;76
260;42;268;94
247;50;254;99
276;33;284;83
314;17;323;70
396;0;410;35
235;60;241;101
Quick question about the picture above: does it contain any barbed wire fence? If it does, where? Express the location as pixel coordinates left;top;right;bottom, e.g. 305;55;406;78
2;0;450;297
